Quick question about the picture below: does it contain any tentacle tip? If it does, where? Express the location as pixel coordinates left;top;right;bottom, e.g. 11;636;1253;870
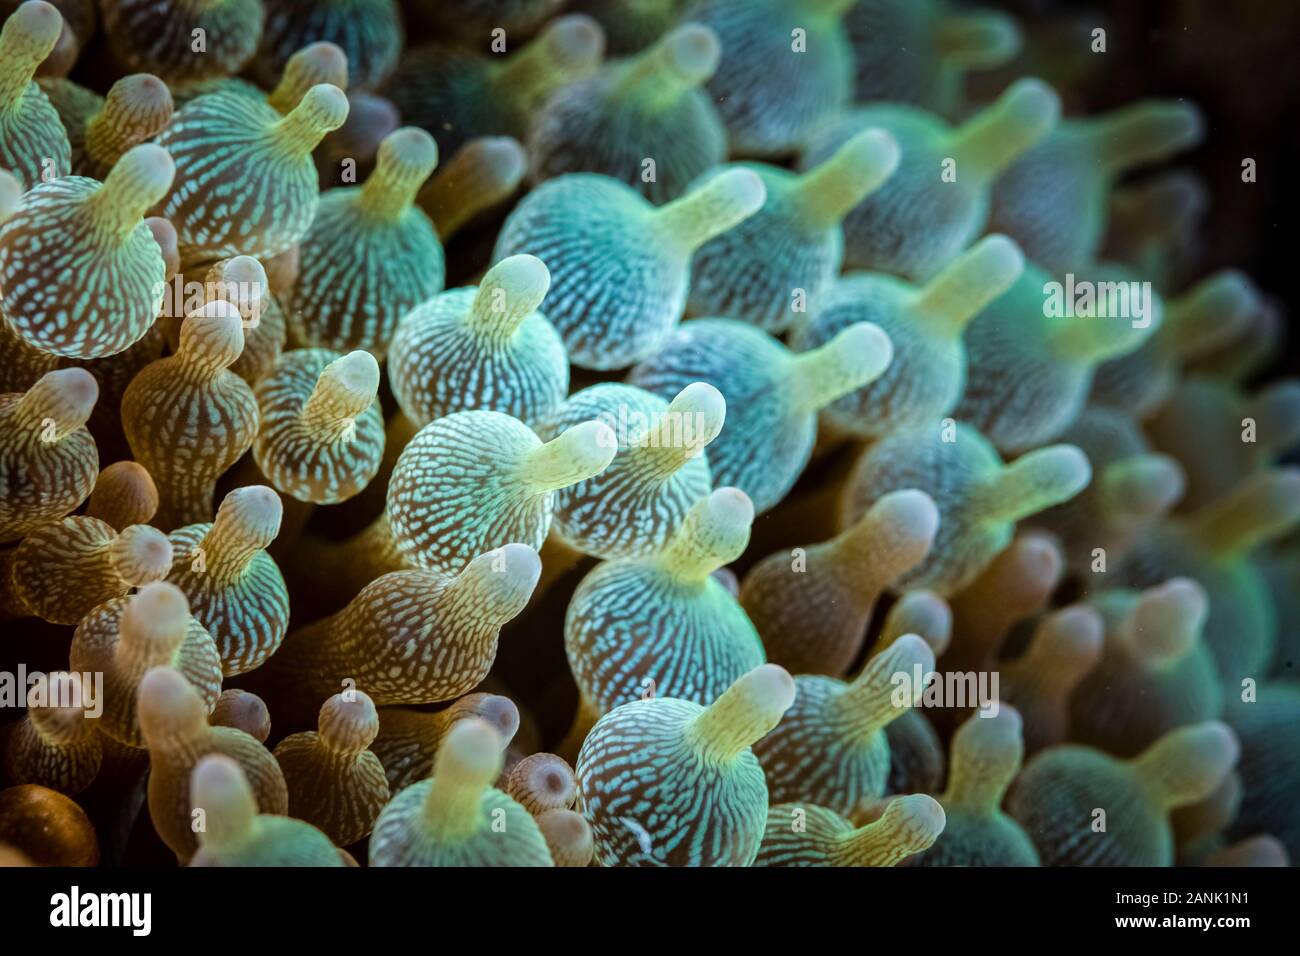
294;40;348;78
470;136;527;181
874;488;941;544
717;167;767;216
1003;76;1061;131
570;420;619;472
119;524;174;577
892;792;947;831
218;484;283;538
490;252;552;300
887;632;938;676
113;73;174;113
43;367;99;419
113;143;176;193
663;22;720;82
190;753;249;814
6;0;63;51
485;542;544;590
834;320;894;380
842;127;902;177
332;350;382;396
300;83;351;131
706;486;755;529
546;14;606;69
475;695;522;743
977;233;1026;277
442;717;507;775
669;380;727;432
744;663;797;713
129;579;190;624
382;126;440;175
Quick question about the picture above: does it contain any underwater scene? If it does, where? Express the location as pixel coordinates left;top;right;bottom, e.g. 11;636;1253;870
0;0;1296;892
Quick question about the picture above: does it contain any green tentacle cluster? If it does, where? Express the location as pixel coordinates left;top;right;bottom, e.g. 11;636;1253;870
576;664;796;866
1007;721;1239;866
800;78;1059;277
0;143;174;359
792;235;1023;439
494;168;766;369
164;485;289;676
841;420;1090;595
752;635;935;816
565;487;765;719
0;1;69;188
527;23;726;204
370;718;553;866
844;0;1020;115
387;410;615;573
989;100;1204;273
541;380;724;558
631;318;892;513
288;126;442;356
689;129;900;332
388;255;567;429
388;14;604;158
156;83;348;262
